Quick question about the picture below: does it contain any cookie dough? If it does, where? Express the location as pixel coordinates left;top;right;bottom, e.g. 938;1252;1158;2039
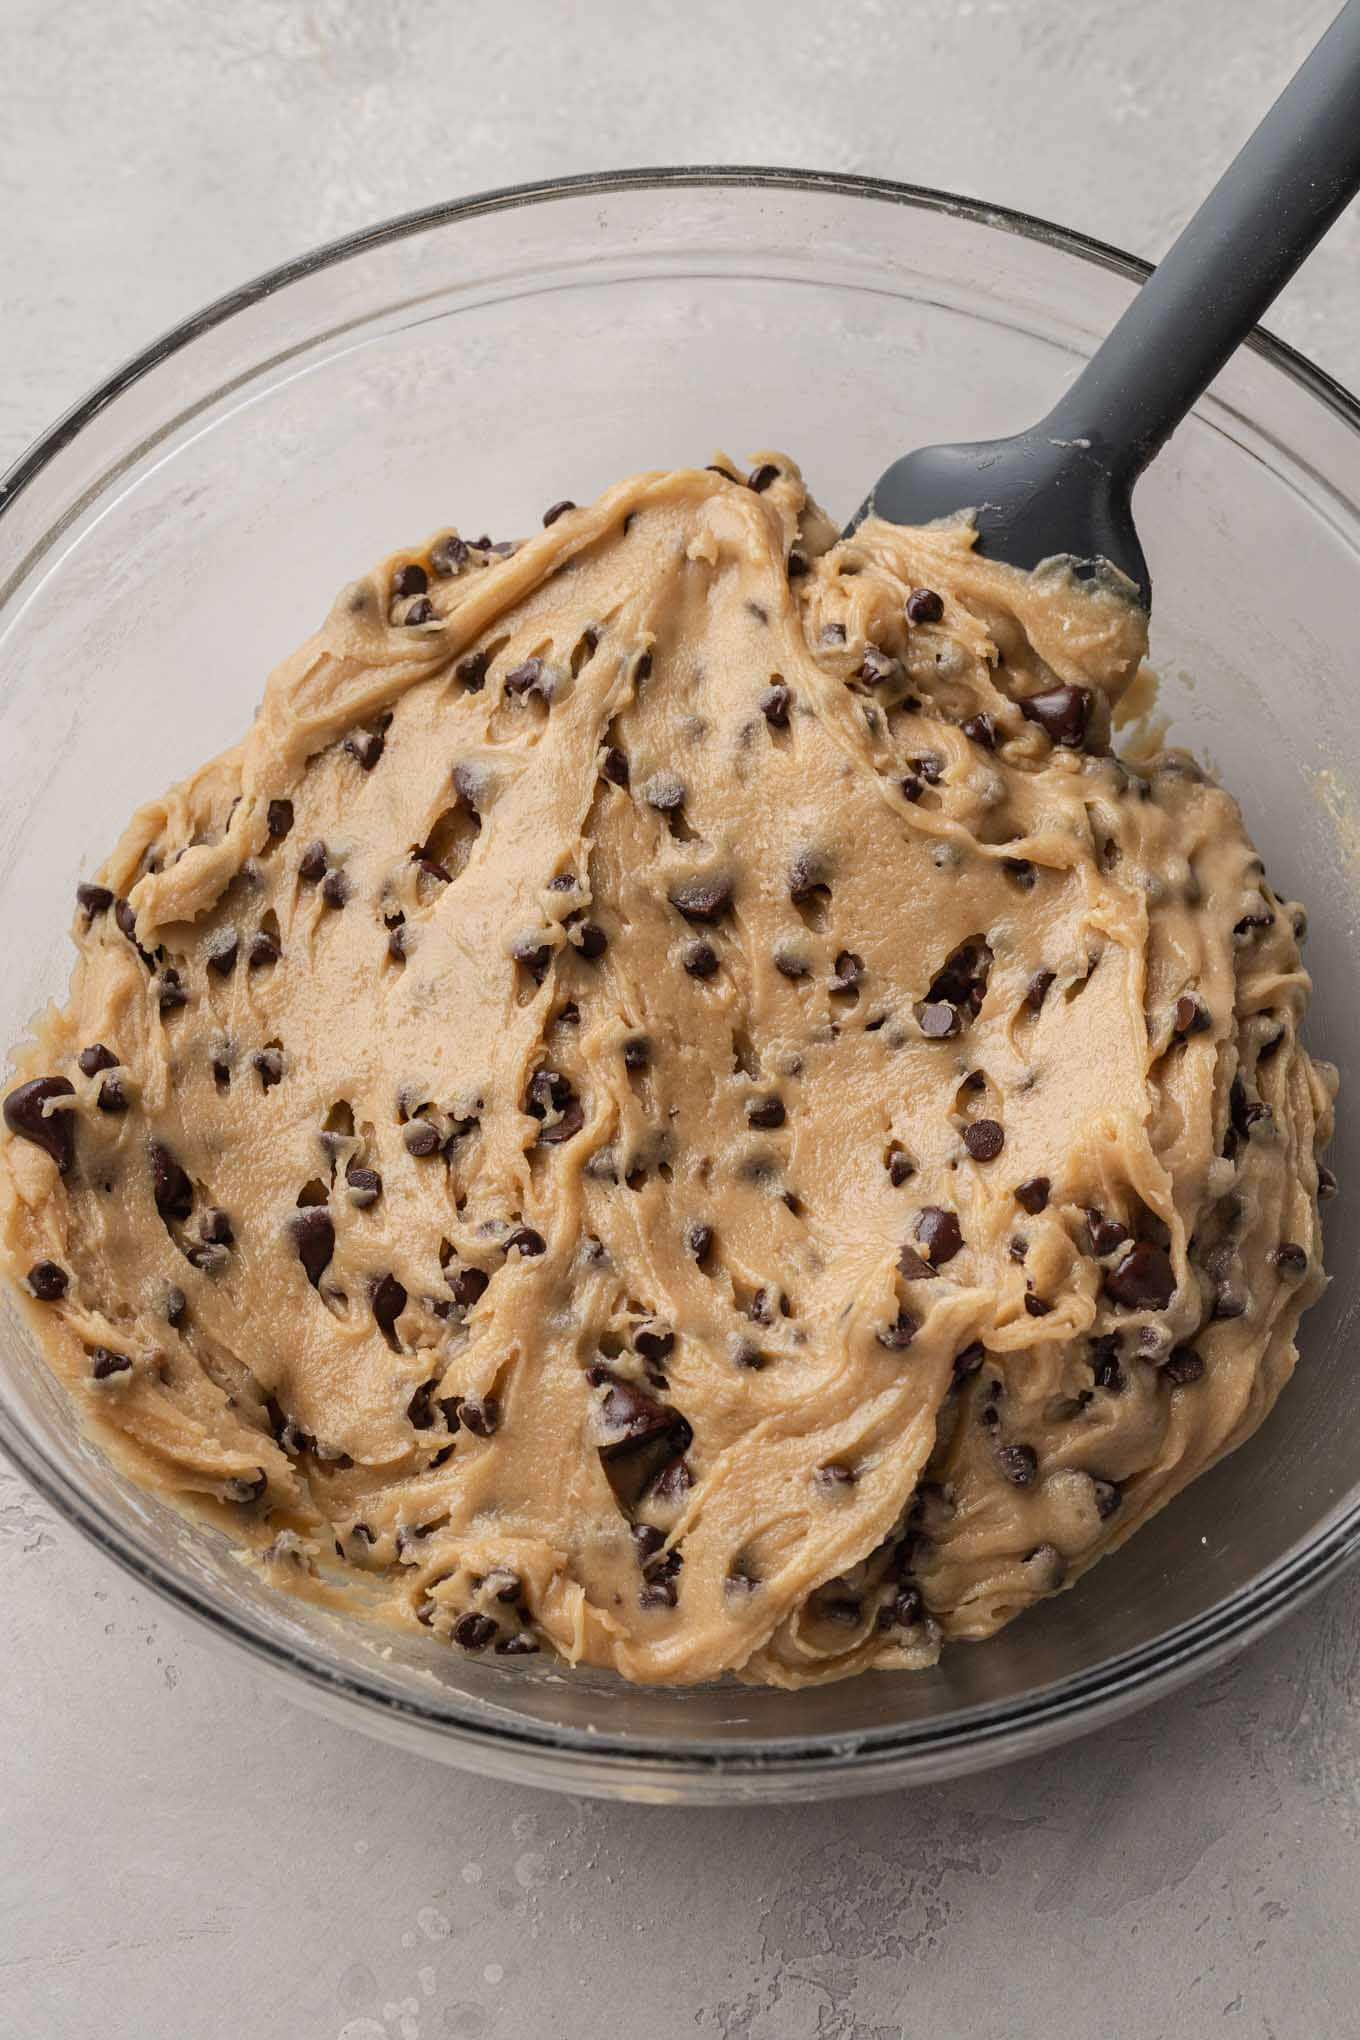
0;454;1336;1687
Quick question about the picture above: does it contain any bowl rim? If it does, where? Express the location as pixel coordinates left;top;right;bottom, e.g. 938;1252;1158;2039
3;164;1358;1790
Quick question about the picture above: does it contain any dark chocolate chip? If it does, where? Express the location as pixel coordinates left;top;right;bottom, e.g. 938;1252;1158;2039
1092;1477;1122;1519
773;948;809;981
1085;1209;1130;1257
831;950;863;993
1003;858;1036;891
298;840;328;883
320;869;349;909
253;1047;284;1089
77;882;115;917
149;1141;193;1222
914;1206;962;1265
505;1226;546;1258
597;1379;689;1453
345;729;386;769
1318;1163;1338;1200
78;1044;118;1078
896;1246;937;1282
748;462;780;492
906;588;944;625
406;1379;440;1429
1023;971;1055;1015
575;922;607;960
997;1442;1037;1486
746;1094;786;1129
3;1077;76;1173
963;1119;1004;1162
632;1524;666;1565
1163;1344;1205;1385
815;1462;857;1490
601;745;630;788
394;563;428;599
669;876;732;923
165;1286;187;1329
453;1612;498;1651
787;551;808;580
1174;993;1210;1037
1024;1293;1053;1317
1020;684;1092;748
247;929;280;969
636;1325;675;1364
1015;1176;1049;1214
1090;1335;1123;1391
706;463;739;483
291;1208;335;1287
200;1207;234;1247
682;939;720;979
403;1122;441;1158
505;657;548;697
878;1586;924;1630
760;683;791;728
1270;1241;1308;1278
372;1273;408;1340
156;969;188;1015
686;1222;715;1264
449;1266;489;1308
542;498;575;526
403;597;434;626
90;1346;132;1381
962;713;997;749
622;1036;650;1072
266;799;294;839
207;933;239;977
953;1340;986;1379
917;1001;961;1039
431;535;469;576
26;1260;68;1302
1103;1241;1176;1311
876;1310;918;1350
456;650;490;692
346;1163;382;1208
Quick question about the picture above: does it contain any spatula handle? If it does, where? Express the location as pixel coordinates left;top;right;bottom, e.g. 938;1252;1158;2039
1045;0;1360;475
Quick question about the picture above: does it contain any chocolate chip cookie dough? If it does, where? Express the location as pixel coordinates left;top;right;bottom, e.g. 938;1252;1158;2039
0;455;1337;1687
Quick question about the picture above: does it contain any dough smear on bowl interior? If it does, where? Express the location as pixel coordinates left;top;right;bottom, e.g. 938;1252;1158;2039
0;454;1337;1688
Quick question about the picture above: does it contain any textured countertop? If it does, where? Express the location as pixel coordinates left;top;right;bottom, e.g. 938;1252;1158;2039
3;4;1359;2036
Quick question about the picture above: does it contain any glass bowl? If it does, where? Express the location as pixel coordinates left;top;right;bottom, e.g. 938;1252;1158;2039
1;170;1356;1804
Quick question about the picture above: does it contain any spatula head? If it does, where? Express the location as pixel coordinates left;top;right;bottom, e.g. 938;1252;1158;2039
846;427;1150;609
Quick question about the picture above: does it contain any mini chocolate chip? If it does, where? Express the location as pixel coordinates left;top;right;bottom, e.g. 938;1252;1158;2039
601;745;630;788
372;1273;408;1340
505;657;548;697
888;1151;916;1187
461;1395;500;1437
576;922;607;960
963;1119;1004;1162
77;882;115;917
815;1462;856;1489
1164;1344;1205;1384
449;1266;489;1307
917;1002;961;1039
1015;1176;1049;1214
3;1077;76;1172
1023;970;1055;1016
165;1286;187;1328
962;713;997;749
774;948;809;980
291;1208;335;1287
906;588;944;625
207;933;239;977
403;1122;441;1157
387;926;407;963
394;563;428;598
1003;858;1036;891
640;1578;679;1610
953;1340;985;1379
669;876;732;923
78;1044;118;1077
634;649;653;682
900;774;925;804
997;1442;1037;1486
1174;993;1211;1037
1020;684;1092;748
1212;1280;1247;1321
542;498;575;526
26;1260;68;1301
1104;1241;1175;1310
453;1612;498;1651
1270;1241;1308;1278
431;534;468;576
877;1310;917;1350
1090;1336;1123;1391
622;1036;650;1071
820;622;846;645
253;1047;284;1089
345;729;386;769
484;1567;523;1604
1318;1163;1338;1200
632;1524;666;1564
155;969;188;1015
298;840;328;883
831;950;863;992
403;597;434;626
897;1246;937;1281
321;868;349;909
706;463;739;483
878;1586;925;1630
760;683;791;728
748;462;779;492
247;930;280;968
686;1222;715;1264
346;1163;382;1208
915;1206;962;1265
787;551;808;579
505;1226;546;1258
200;1207;234;1247
456;650;490;692
636;1326;675;1364
682;939;720;979
1024;1293;1052;1317
266;798;294;839
746;1094;785;1129
1092;1477;1122;1519
91;1346;132;1381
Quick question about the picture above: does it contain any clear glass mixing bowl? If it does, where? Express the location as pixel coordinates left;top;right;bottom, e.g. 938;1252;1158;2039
1;170;1356;1803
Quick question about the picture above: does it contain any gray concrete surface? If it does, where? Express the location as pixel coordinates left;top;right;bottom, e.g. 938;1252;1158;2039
2;3;1359;2035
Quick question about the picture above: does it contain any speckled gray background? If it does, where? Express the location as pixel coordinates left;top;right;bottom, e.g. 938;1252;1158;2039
3;4;1359;2036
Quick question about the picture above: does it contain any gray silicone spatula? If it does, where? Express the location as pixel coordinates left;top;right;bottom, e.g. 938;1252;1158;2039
848;0;1360;606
